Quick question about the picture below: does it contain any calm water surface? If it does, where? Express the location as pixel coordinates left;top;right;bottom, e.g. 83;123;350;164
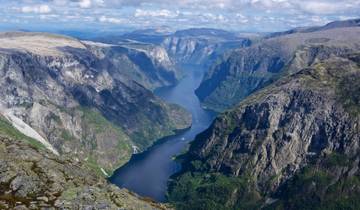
109;65;216;201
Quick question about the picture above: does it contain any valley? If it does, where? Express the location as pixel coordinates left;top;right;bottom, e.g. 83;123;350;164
109;65;216;201
0;12;360;210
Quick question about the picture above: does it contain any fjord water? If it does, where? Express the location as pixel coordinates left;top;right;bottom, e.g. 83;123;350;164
109;65;216;201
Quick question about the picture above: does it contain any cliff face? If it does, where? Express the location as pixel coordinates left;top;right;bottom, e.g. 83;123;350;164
0;134;168;210
87;41;180;91
196;25;360;112
162;29;251;67
0;32;191;175
168;53;360;209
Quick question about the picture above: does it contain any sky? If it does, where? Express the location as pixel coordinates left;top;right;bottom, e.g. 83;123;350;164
0;0;359;33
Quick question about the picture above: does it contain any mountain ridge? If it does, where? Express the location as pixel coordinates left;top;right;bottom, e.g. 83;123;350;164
0;31;191;175
168;52;360;209
195;24;360;112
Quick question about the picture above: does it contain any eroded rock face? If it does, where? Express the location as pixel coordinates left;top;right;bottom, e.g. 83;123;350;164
168;54;360;209
0;136;169;210
86;41;180;91
0;32;191;174
161;28;251;67
196;25;360;112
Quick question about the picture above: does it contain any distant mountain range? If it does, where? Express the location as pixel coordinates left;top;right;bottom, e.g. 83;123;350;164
95;28;253;68
195;18;360;112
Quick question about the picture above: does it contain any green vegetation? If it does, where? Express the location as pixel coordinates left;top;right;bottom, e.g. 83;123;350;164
337;72;360;117
169;152;360;210
60;187;80;200
80;107;133;175
167;172;262;210
85;156;105;177
267;153;360;210
0;116;45;150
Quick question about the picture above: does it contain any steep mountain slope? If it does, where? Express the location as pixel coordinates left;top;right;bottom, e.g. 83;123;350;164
162;28;251;67
0;32;191;175
196;23;360;112
97;28;252;69
0;121;168;210
168;53;360;209
86;40;180;90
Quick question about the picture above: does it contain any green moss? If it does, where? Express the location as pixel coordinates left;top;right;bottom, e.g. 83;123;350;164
60;187;80;200
0;116;45;150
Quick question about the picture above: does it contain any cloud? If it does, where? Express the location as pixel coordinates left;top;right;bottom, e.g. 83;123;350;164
79;0;92;8
99;15;124;24
299;1;346;14
1;0;360;31
134;9;179;18
21;4;52;14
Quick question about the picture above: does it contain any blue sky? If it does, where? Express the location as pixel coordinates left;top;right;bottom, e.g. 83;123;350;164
0;0;359;33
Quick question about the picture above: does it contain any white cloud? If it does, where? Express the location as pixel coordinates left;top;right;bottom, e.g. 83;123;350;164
79;0;92;8
134;9;179;18
21;4;52;14
299;1;345;14
2;0;360;32
99;15;124;24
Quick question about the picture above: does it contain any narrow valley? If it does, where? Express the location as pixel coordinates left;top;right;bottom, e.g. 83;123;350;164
109;65;216;201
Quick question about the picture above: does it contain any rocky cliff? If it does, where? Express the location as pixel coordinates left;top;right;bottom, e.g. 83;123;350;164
0;119;169;210
168;53;360;209
162;28;251;67
87;40;180;90
196;21;360;112
0;32;191;175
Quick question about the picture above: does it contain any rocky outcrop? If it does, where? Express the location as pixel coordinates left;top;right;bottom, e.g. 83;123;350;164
0;134;169;210
0;32;191;175
162;28;251;67
86;40;180;90
196;23;360;112
168;53;360;209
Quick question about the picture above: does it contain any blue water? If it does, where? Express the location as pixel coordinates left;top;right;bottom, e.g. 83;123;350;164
109;65;216;201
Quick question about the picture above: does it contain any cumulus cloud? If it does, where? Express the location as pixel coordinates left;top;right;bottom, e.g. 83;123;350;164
134;9;179;18
21;4;52;14
299;1;346;14
1;0;360;31
99;15;124;24
79;0;92;8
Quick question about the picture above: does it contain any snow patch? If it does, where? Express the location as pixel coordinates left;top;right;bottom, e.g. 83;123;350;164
101;168;109;177
0;108;59;155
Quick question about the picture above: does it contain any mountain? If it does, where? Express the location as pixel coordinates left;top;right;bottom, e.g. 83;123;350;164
267;18;360;38
161;28;252;67
168;52;360;209
196;22;360;112
85;40;179;90
0;32;191;175
0;119;168;209
118;27;174;44
98;28;252;68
